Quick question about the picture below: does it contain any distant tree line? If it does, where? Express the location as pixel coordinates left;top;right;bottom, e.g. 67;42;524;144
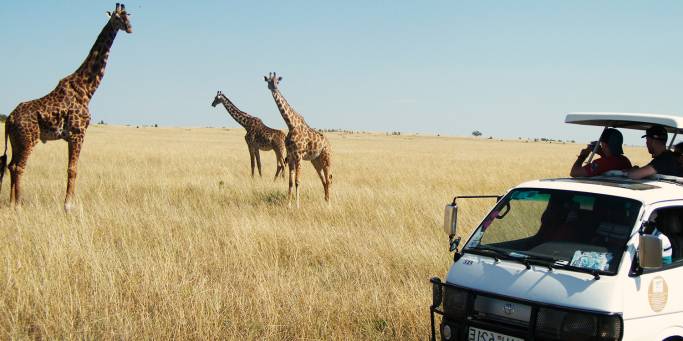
470;129;577;143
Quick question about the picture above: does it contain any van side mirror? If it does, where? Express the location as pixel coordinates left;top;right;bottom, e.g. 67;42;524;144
444;203;458;237
639;234;663;269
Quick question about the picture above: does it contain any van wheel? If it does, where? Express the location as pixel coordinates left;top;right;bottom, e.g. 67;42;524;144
663;337;683;341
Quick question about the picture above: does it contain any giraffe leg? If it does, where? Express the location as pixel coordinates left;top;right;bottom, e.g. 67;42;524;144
9;163;18;206
7;127;35;207
313;153;332;204
273;162;282;181
255;149;263;177
280;154;287;180
248;146;256;178
9;146;31;207
64;136;84;212
311;157;327;192
322;151;332;204
8;153;21;206
287;157;296;208
323;165;332;205
294;160;302;209
280;145;287;180
273;148;284;181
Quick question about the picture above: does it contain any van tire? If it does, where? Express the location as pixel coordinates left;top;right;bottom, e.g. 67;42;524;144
663;337;683;341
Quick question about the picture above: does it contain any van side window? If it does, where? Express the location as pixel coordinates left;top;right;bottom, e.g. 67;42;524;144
646;208;683;266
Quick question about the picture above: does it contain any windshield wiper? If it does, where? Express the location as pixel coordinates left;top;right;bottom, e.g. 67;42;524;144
511;252;556;271
514;252;602;280
465;245;586;275
552;263;602;280
465;244;517;262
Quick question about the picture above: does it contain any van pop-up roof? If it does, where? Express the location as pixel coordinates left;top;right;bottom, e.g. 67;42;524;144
565;112;683;148
565;112;683;181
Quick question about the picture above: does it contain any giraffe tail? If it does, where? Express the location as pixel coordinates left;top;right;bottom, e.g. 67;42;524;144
0;120;8;192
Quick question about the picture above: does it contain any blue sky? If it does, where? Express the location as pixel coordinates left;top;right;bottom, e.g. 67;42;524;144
2;1;683;144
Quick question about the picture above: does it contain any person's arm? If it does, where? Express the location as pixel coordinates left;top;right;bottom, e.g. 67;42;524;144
628;165;657;179
570;148;591;177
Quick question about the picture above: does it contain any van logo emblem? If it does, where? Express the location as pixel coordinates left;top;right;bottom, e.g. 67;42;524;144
503;303;515;315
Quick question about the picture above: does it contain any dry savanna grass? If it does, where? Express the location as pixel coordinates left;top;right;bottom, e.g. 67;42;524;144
0;125;651;339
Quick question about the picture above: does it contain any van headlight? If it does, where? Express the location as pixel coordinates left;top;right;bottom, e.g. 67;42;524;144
595;314;622;340
441;324;453;340
562;312;597;339
443;286;468;319
536;308;622;341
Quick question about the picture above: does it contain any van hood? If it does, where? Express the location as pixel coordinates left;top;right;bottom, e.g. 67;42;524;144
446;253;623;313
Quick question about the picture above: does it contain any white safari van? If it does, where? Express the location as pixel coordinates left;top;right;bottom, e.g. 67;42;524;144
430;113;683;341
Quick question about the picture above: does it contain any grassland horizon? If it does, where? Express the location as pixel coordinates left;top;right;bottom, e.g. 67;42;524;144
0;124;652;339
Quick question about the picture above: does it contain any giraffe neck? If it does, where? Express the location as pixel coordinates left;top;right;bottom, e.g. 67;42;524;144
73;20;119;100
220;97;256;128
271;89;308;130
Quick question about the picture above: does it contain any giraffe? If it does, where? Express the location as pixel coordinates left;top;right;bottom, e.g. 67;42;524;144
211;91;286;180
0;3;132;211
264;72;332;208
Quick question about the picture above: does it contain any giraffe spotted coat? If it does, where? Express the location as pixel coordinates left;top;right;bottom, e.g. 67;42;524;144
264;72;332;207
212;91;286;179
0;3;132;211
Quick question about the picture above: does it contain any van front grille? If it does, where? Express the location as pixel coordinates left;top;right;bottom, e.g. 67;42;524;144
473;295;531;328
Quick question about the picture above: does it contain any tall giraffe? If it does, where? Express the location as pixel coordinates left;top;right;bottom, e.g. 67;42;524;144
264;72;332;208
211;91;286;180
0;3;132;211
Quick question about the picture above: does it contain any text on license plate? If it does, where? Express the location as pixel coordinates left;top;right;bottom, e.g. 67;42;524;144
468;327;524;341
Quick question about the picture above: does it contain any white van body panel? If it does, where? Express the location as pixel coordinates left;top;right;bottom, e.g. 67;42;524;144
432;113;683;339
446;253;624;313
622;265;683;340
620;201;683;340
443;178;683;340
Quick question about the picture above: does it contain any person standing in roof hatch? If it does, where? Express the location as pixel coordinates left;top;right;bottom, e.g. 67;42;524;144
628;125;683;179
570;128;632;177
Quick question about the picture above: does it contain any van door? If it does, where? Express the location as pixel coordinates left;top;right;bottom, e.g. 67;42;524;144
623;205;683;340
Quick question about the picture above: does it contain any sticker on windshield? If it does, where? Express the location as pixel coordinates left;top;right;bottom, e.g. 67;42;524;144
570;251;613;271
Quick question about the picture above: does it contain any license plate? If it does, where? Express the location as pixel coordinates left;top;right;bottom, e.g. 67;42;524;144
467;327;524;341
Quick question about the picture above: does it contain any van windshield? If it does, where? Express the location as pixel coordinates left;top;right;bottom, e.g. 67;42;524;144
464;188;642;274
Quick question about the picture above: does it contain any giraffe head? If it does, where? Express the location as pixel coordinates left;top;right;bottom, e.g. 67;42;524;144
211;91;226;107
106;3;133;34
264;72;283;91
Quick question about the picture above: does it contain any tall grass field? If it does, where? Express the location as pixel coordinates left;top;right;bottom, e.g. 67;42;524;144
0;125;651;339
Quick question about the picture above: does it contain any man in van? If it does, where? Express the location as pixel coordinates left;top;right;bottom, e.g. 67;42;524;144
646;211;673;265
628;125;683;179
571;128;632;177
